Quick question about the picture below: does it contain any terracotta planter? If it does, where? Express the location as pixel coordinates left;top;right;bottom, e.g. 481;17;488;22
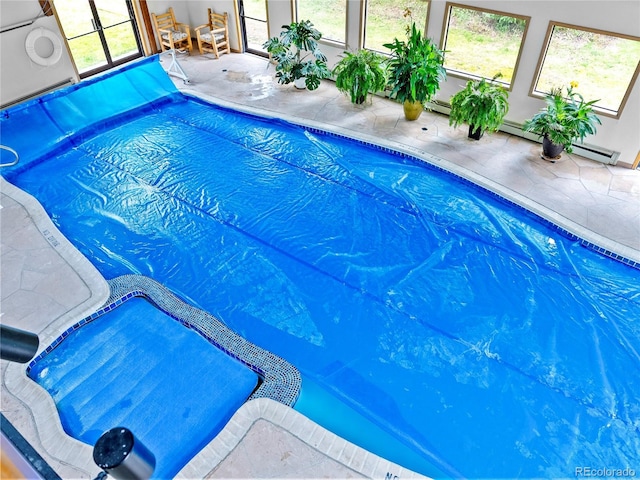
468;125;483;140
403;100;424;121
542;135;564;159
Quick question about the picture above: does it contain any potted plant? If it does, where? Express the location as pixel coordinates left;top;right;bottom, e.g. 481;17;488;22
383;19;446;120
448;74;510;140
332;49;388;105
263;20;331;91
523;83;601;159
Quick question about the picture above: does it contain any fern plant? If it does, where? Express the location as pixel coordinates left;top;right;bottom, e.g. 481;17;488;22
449;74;510;139
333;49;388;104
263;20;331;90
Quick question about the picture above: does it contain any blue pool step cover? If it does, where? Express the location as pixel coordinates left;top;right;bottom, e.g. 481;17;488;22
27;295;258;479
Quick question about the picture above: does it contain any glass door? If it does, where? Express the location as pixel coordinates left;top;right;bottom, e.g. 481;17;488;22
238;0;269;56
55;0;142;77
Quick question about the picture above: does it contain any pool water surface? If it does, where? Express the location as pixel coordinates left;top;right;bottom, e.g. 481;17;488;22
2;57;639;478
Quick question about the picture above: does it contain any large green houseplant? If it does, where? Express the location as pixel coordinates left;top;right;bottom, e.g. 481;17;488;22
333;49;388;104
263;20;331;91
449;74;509;140
383;21;446;120
523;84;601;159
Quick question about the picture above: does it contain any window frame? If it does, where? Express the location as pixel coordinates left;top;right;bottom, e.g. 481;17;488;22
295;0;348;47
529;21;640;119
360;0;431;54
440;2;530;91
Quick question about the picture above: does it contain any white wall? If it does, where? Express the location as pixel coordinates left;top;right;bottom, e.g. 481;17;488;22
0;0;77;107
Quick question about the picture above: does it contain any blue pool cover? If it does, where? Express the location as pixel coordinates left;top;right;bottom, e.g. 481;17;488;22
27;296;258;479
2;56;639;478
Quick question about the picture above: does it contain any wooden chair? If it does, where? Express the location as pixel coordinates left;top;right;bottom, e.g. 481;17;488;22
194;9;230;58
151;7;193;54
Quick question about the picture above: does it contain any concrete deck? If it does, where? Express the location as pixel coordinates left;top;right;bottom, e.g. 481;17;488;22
1;51;639;479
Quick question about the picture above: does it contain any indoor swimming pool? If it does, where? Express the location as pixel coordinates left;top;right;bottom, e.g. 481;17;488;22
2;57;639;478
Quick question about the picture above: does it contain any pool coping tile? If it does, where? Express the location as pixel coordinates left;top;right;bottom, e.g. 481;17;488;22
177;398;429;480
2;177;111;478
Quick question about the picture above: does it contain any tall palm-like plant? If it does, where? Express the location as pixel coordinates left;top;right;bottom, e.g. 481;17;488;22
384;21;446;119
263;20;331;90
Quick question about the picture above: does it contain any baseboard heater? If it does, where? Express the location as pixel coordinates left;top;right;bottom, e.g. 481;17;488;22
431;100;621;166
1;78;75;110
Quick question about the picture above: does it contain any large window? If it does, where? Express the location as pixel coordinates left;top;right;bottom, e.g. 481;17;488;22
239;0;269;55
363;0;429;53
297;0;346;44
441;3;528;87
532;22;640;117
55;0;142;77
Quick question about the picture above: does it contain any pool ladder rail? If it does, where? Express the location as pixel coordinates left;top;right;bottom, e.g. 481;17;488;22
161;49;190;85
0;145;19;168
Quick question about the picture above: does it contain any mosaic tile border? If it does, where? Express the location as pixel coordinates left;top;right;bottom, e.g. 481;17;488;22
27;274;301;407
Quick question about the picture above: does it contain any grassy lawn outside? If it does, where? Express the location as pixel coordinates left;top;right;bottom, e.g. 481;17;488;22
289;1;639;114
298;0;347;43
364;0;429;53
443;7;526;85
535;26;640;112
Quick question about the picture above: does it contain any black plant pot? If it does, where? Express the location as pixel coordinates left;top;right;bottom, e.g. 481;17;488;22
468;125;483;140
542;135;564;159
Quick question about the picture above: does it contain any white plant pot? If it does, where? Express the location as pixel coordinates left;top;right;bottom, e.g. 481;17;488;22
294;77;307;89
